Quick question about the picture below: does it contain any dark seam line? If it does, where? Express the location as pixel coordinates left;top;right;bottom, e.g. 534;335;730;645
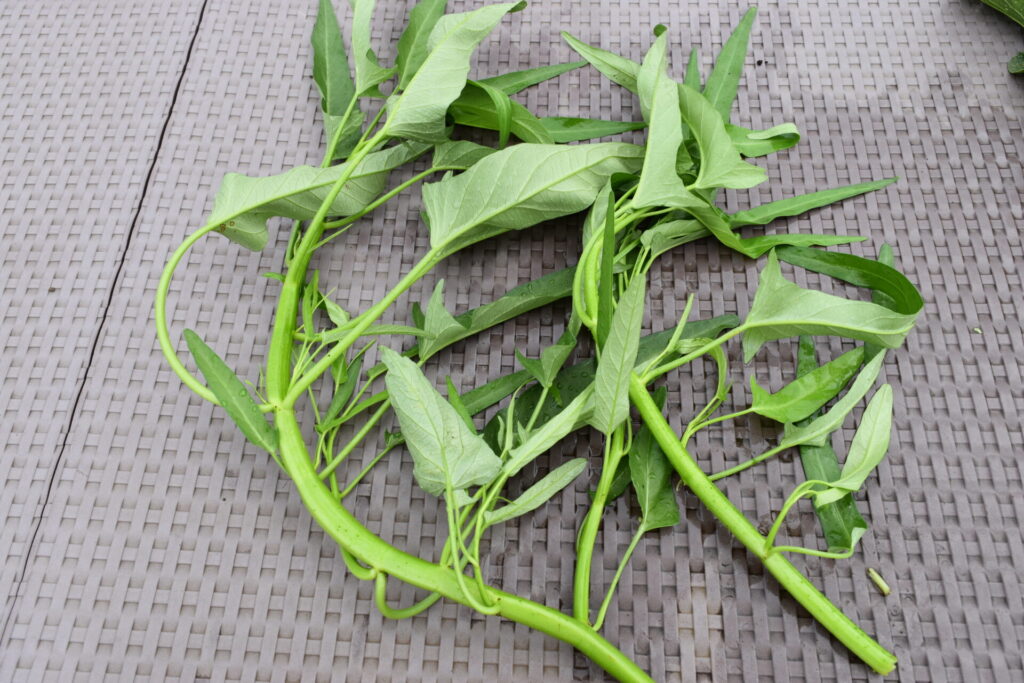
0;0;211;648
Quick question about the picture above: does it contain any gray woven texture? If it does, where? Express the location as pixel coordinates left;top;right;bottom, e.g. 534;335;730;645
1;0;1022;680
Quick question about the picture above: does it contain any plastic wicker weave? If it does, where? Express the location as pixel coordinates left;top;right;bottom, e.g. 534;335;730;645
1;0;1022;680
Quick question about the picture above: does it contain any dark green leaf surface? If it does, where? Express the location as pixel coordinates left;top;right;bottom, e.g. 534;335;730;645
539;117;646;143
730;178;897;228
347;0;394;96
449;83;554;143
469;79;513;147
726;122;800;157
184;330;278;453
590;272;646;434
795;336;868;554
750;347;865;423
703;7;757;122
311;0;355;121
395;0;447;88
629;416;680;532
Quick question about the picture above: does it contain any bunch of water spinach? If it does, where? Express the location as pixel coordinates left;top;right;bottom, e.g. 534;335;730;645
156;2;922;680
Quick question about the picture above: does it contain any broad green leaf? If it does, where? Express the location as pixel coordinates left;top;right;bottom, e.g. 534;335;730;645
981;0;1024;27
312;0;356;124
381;347;500;496
741;251;918;362
422;142;644;255
794;336;867;554
470;79;513;147
683;47;701;89
486;458;587;525
347;0;393;96
779;352;884;449
1010;52;1024;74
678;83;766;190
479;60;587;94
419;280;468;359
183;330;278;453
395;0;447;88
633;32;704;212
730;178;897;228
561;31;641;92
433;140;497;170
727;123;800;158
703;7;757;122
775;245;922;317
386;2;524;142
750;346;865;423
208;140;428;250
589;272;646;434
504;386;593;476
539;117;646;143
815;384;894;506
449;83;554;143
629;417;680;531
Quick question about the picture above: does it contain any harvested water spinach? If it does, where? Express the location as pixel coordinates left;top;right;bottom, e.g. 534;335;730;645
157;2;921;680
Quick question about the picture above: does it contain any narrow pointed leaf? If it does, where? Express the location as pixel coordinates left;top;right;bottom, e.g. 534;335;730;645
703;7;757;121
419;280;469;360
684;47;701;88
478;60;587;94
795;336;867;554
184;330;278;453
679;83;767;190
741;251;918;362
450;83;554;143
539;117;646;143
322;355;363;426
727;122;800;157
446;376;477;431
395;0;447;88
750;347;865;423
486;458;587;525
589;272;646;434
422;142;644;255
561;31;640;92
730;178;897;227
779;353;884;450
347;0;393;96
469;79;513;147
629;418;680;532
312;0;356;120
208;140;428;250
381;347;500;496
815;384;894;506
504;386;593;476
386;2;524;142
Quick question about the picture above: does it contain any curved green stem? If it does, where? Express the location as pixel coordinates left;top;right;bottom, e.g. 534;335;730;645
593;525;644;630
374;572;441;619
275;409;653;682
573;427;625;624
628;374;896;676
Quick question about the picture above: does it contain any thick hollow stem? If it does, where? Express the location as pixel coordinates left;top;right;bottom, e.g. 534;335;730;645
275;409;653;683
627;374;897;676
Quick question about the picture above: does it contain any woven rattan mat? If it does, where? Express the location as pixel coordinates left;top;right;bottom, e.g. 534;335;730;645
2;0;1022;680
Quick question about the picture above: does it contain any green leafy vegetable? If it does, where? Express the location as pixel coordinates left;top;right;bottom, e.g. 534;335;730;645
589;272;646;434
347;0;394;96
750;347;865;423
730;178;897;228
312;0;357;156
561;31;640;92
741;251;918;362
539;117;646;143
395;0;447;88
486;459;588;525
478;60;586;94
184;330;278;453
381;347;500;496
703;7;757;121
